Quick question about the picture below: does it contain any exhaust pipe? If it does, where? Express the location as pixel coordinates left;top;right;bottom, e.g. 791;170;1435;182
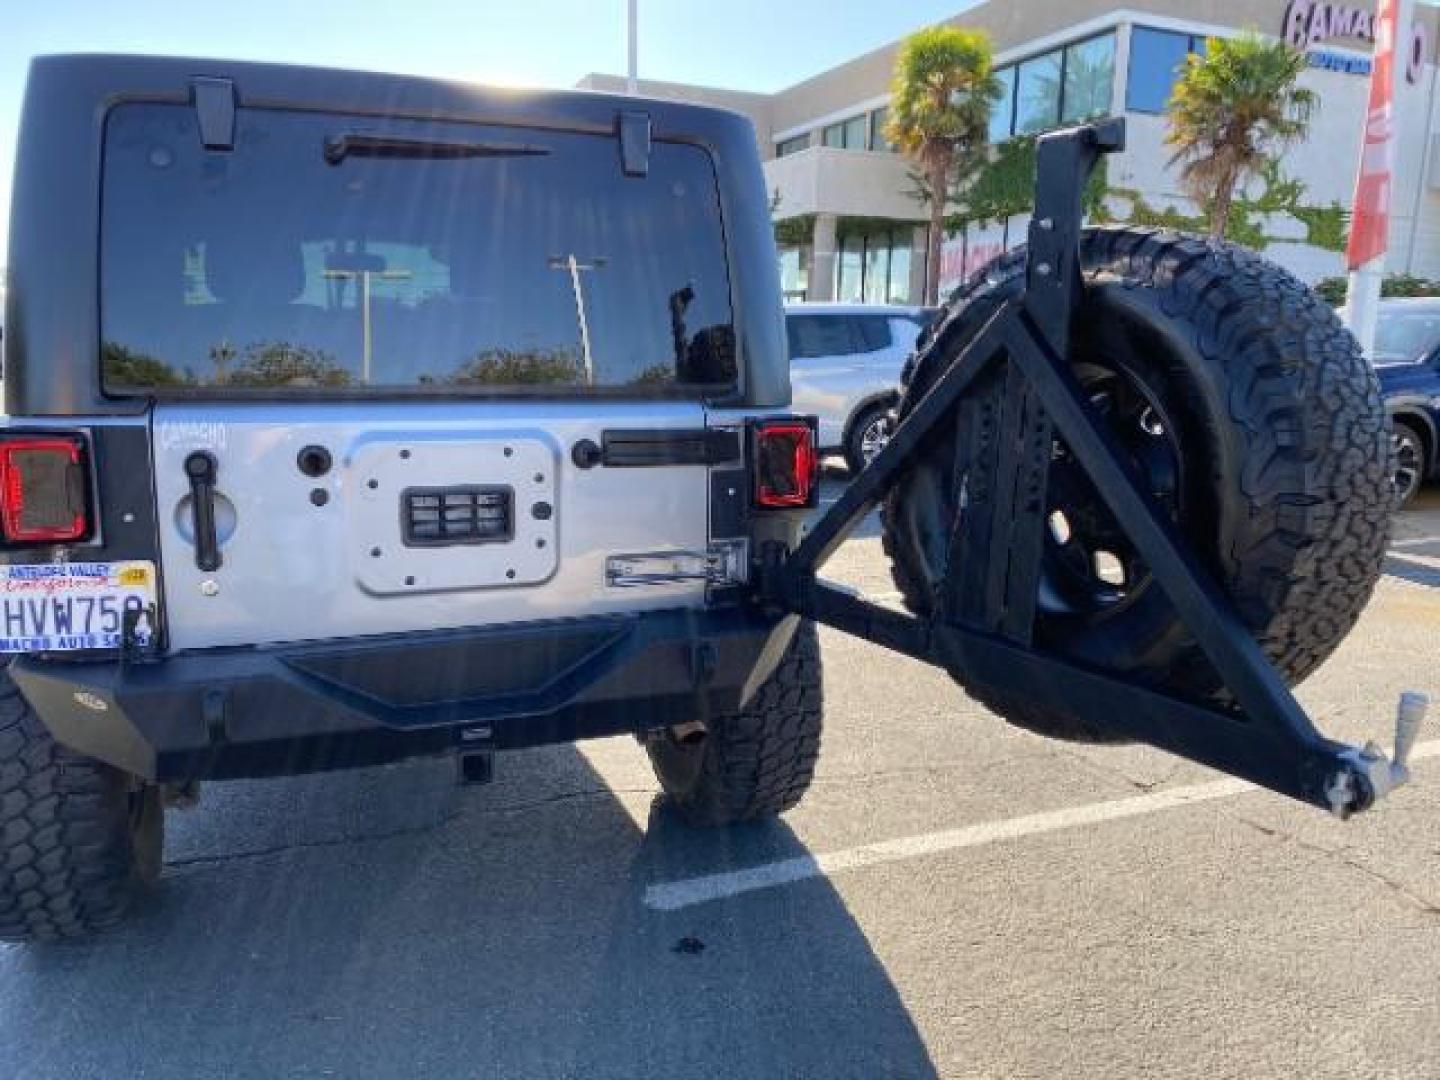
669;720;708;747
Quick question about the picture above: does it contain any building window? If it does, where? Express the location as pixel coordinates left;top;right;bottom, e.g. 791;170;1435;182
1126;27;1206;114
822;114;867;150
778;246;809;302
869;106;897;151
989;65;1016;143
863;241;889;303
844;114;868;148
776;133;810;157
889;244;912;303
1015;50;1063;134
836;239;864;301
1061;33;1116;123
993;32;1117;142
834;227;915;305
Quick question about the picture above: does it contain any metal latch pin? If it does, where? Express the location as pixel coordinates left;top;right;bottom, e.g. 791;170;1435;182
1328;691;1428;816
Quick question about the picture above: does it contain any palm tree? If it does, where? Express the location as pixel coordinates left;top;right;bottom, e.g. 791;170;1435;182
1167;32;1314;242
887;26;1002;303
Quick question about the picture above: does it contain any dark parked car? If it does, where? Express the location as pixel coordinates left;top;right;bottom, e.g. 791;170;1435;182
1368;298;1440;505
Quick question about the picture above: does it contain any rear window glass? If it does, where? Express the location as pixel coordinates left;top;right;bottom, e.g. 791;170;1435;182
100;103;736;393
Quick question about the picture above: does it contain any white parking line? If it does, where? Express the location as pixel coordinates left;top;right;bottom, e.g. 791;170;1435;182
863;589;903;604
643;739;1440;912
1390;536;1440;550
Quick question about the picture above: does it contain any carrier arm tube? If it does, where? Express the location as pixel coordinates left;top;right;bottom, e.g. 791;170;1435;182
769;575;1398;818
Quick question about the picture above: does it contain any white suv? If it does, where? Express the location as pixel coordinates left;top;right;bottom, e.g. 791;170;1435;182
786;303;938;472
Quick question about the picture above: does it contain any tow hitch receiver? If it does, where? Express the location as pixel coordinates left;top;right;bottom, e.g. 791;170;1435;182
760;118;1424;819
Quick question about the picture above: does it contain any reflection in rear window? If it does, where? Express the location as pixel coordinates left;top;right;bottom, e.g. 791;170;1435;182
100;104;736;393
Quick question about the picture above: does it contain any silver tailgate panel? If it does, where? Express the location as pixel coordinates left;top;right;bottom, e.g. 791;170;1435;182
153;402;709;651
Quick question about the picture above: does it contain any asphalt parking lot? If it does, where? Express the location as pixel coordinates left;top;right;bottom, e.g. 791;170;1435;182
3;476;1439;1080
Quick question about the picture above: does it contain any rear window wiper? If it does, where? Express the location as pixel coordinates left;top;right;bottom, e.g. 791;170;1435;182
323;133;551;164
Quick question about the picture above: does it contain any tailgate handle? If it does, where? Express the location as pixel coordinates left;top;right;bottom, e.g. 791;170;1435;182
584;429;740;468
183;452;222;572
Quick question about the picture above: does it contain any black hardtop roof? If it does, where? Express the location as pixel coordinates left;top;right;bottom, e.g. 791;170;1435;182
4;52;789;415
25;52;757;141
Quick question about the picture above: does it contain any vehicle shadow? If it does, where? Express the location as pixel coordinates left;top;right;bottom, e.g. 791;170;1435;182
0;743;937;1079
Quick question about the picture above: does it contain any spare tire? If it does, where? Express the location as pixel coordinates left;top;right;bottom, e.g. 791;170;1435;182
882;228;1392;742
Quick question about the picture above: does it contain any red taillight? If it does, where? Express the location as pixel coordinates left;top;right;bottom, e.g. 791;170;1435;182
0;436;90;544
754;421;818;508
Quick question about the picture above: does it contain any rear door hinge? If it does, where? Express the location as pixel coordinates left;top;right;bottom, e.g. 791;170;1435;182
617;110;651;177
191;76;236;151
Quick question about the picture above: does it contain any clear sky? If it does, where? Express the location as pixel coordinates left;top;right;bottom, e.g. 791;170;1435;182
0;0;975;259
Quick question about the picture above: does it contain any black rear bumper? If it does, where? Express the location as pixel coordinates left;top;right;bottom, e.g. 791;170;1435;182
10;606;796;781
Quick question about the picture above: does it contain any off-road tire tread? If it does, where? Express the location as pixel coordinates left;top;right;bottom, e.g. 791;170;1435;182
884;228;1391;740
649;621;823;826
0;670;158;942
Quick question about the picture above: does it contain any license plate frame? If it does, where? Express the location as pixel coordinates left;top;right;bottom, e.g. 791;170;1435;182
0;561;158;653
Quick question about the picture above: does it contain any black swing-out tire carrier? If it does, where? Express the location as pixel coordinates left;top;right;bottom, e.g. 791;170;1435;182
8;605;798;782
761;118;1421;821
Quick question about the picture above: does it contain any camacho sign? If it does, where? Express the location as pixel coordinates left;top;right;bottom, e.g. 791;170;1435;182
1282;1;1430;82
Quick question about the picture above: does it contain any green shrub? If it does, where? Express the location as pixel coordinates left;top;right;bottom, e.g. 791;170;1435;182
1312;273;1440;307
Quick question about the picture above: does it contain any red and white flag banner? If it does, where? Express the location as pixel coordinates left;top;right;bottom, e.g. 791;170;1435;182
1346;0;1400;270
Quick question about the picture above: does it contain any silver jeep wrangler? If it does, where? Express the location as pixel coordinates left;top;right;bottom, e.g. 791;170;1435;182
0;55;822;940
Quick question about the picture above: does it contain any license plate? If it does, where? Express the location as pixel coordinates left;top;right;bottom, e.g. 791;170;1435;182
0;561;158;653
